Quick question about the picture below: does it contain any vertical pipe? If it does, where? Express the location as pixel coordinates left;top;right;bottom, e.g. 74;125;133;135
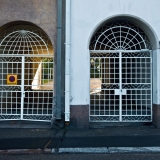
56;0;63;119
65;0;71;122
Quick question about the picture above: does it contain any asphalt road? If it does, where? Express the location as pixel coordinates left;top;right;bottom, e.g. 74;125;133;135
0;153;160;160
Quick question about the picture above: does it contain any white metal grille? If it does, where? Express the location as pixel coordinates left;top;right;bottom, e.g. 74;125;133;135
0;28;54;121
90;21;152;122
90;21;151;50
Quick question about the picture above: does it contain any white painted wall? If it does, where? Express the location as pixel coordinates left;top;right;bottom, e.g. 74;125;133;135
69;0;160;105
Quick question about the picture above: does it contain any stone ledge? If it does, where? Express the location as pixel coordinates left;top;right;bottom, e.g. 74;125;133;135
109;147;160;153
0;149;51;155
53;147;160;153
58;147;109;153
1;147;160;154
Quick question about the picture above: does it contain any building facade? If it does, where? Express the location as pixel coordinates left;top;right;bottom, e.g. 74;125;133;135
67;0;160;128
0;0;60;123
0;0;160;129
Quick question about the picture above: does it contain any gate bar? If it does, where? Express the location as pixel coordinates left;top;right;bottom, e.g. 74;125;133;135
0;55;53;57
90;49;150;53
119;52;122;122
21;56;24;120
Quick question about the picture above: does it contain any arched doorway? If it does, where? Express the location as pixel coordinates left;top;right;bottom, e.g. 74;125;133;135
89;21;152;122
0;25;54;121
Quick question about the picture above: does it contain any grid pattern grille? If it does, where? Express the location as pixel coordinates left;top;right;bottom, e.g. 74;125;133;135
0;56;53;121
90;21;152;122
0;28;54;122
90;21;151;50
90;52;152;122
0;57;22;120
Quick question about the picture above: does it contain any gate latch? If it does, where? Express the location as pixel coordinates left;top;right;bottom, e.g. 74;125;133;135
115;89;126;95
22;92;25;98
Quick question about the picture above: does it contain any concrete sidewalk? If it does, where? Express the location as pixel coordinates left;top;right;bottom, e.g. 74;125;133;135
0;123;160;154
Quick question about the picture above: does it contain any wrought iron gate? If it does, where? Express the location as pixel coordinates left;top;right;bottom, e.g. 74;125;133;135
89;21;152;122
0;55;53;121
0;29;54;121
90;50;152;122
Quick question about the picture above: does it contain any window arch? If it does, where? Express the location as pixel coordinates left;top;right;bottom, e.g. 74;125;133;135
90;21;151;50
0;25;53;55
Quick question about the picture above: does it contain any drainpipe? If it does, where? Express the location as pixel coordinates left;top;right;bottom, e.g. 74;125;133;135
55;0;63;120
65;0;71;122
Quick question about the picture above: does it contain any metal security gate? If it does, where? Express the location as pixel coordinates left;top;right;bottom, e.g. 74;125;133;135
0;55;53;121
89;21;152;122
0;28;54;121
0;56;22;120
90;50;152;122
23;56;53;121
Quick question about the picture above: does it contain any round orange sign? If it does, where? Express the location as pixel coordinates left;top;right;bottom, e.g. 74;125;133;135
9;76;15;82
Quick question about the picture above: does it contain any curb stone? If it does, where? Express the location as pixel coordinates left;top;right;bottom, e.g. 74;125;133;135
0;149;52;155
1;147;160;154
108;147;160;153
58;147;109;153
53;147;160;153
